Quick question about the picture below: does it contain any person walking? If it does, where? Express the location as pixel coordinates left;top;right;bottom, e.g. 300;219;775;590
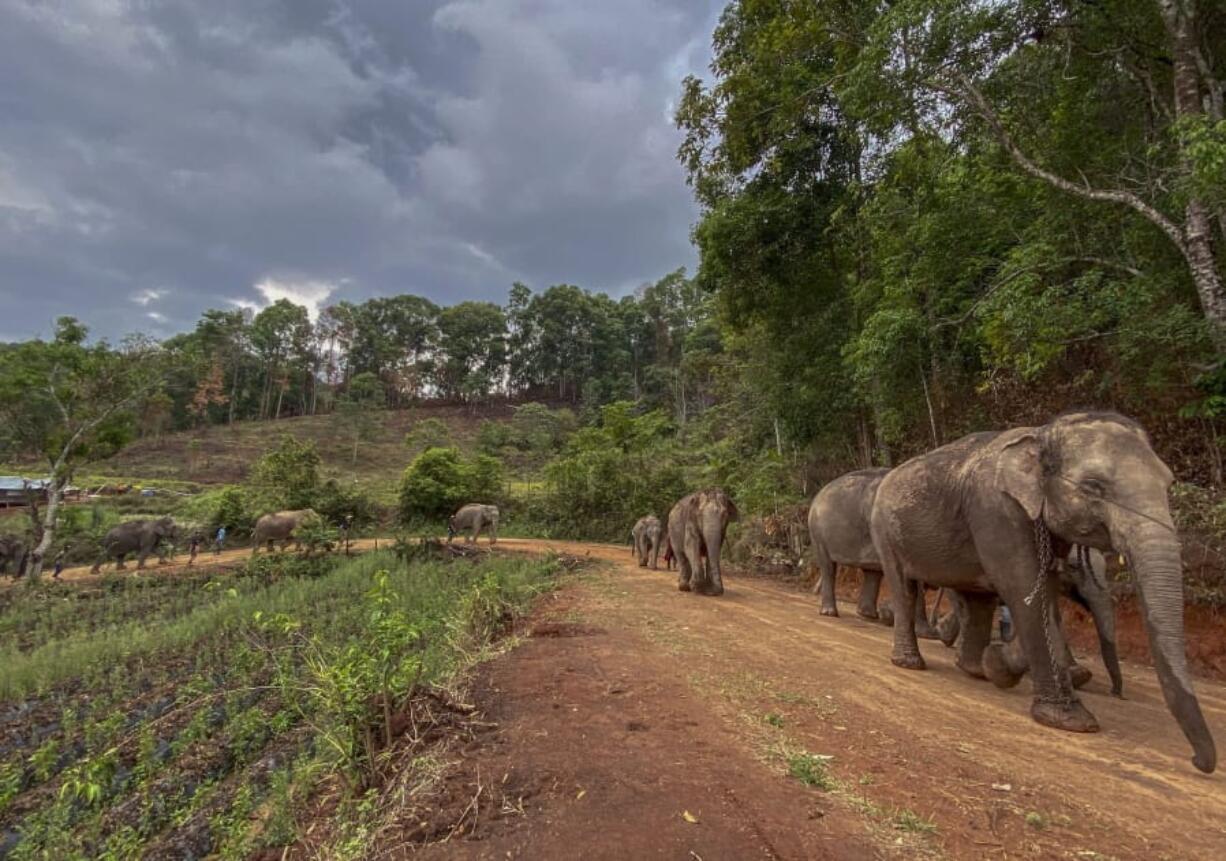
52;550;65;580
214;525;226;556
188;532;201;566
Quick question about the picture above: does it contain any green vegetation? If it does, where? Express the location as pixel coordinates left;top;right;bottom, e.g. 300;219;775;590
0;550;563;857
786;751;837;790
398;446;504;522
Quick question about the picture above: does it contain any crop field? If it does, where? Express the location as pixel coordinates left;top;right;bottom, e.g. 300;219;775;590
0;551;562;859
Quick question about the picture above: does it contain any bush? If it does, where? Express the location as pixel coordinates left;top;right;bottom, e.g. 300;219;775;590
398;448;504;523
250;436;321;510
403;418;452;453
311;479;379;530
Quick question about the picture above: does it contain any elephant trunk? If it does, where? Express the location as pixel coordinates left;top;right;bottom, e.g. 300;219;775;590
1122;519;1216;773
702;516;726;595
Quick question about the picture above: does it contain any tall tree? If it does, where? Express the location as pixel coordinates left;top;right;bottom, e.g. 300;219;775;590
0;319;165;578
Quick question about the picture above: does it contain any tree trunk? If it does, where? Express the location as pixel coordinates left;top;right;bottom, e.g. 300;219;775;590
27;477;65;580
1158;0;1226;337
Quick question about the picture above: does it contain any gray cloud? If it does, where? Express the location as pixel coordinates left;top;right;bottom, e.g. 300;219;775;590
0;0;719;340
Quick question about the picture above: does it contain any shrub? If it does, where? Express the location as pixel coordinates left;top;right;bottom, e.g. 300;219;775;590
398;448;505;523
250;436;321;510
403;418;452;453
311;479;378;530
398;448;470;521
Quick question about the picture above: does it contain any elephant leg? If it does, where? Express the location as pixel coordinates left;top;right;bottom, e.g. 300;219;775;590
681;532;704;592
1048;600;1092;690
676;539;694;591
984;624;1029;689
999;579;1098;733
490;521;497;545
649;539;659;570
137;550;149;569
883;551;925;671
856;569;884;620
812;542;838;617
115;553;127;570
914;583;940;640
937;590;965;648
954;592;996;679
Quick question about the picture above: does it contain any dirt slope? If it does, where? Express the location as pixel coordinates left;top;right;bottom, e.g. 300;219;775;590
462;539;1226;860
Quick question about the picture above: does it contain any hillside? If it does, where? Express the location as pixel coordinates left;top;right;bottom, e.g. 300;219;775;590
91;403;520;495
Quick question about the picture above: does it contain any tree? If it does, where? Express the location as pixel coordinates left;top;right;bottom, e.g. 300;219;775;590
398;447;502;522
848;0;1226;343
250;300;313;420
433;301;508;401
332;372;384;464
0;319;165;577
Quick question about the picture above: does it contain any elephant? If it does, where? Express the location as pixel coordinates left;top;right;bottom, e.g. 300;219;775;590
0;537;27;579
938;546;1124;697
251;509;321;554
807;469;938;637
870;413;1215;773
447;503;499;544
92;517;180;573
631;515;665;569
666;488;738;596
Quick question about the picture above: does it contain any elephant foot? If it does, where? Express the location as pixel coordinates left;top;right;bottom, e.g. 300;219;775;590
937;614;960;648
956;656;986;679
702;583;725;597
891;652;926;671
678;580;692;593
855;605;877;620
1069;664;1093;690
638;561;647;568
875;607;894;626
1031;698;1099;734
820;606;840;618
982;644;1025;689
915;621;941;641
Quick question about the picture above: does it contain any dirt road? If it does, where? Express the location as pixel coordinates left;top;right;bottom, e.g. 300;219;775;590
412;538;1226;860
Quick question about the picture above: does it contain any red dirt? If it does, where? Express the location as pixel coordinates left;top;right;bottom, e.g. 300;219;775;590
412;540;1225;860
378;591;881;860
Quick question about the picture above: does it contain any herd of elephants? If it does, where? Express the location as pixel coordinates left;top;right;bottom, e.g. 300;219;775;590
630;411;1217;776
0;410;1216;776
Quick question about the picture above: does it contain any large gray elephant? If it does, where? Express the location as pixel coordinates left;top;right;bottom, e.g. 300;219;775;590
0;537;27;578
667;488;737;596
807;469;937;637
251;509;321;554
870;413;1215;773
92;517;180;573
447;503;499;544
631;515;664;569
939;546;1124;697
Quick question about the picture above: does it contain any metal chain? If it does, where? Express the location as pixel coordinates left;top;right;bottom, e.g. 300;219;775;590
1024;516;1070;705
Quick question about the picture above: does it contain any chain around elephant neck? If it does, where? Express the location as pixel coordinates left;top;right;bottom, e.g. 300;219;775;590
1026;515;1070;705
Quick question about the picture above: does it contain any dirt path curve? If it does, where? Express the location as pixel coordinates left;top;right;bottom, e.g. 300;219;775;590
478;539;1226;860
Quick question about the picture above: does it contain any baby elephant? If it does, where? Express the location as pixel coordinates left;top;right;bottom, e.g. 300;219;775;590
935;547;1123;697
631;515;665;569
448;503;499;544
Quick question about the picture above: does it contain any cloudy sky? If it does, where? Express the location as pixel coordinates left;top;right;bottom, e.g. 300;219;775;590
0;0;721;340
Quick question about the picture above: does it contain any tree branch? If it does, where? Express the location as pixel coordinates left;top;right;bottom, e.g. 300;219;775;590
949;73;1189;255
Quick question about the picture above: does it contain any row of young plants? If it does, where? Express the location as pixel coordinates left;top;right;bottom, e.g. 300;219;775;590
0;550;561;859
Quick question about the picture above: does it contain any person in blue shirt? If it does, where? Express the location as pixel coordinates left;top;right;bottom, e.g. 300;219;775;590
214;525;226;556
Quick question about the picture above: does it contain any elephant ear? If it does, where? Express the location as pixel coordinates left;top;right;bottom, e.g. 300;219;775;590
996;433;1044;521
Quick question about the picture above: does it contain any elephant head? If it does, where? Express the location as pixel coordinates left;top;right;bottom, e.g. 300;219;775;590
996;412;1215;773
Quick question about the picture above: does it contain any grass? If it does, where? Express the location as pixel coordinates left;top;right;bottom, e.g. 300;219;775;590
894;807;938;834
0;549;566;859
1026;811;1048;830
785;751;837;790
